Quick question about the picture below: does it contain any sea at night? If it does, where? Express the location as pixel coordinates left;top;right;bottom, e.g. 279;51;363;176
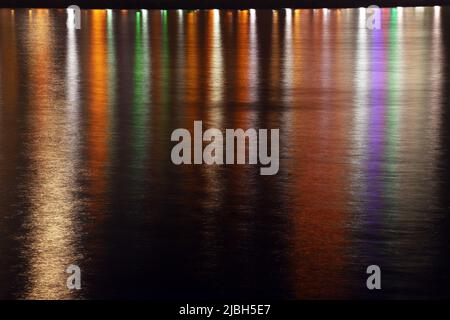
0;6;450;301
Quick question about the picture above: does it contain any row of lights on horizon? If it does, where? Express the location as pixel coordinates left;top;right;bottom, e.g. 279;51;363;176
13;6;444;11
11;6;442;15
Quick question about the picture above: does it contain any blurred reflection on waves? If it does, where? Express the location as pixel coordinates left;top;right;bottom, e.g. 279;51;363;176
0;7;449;299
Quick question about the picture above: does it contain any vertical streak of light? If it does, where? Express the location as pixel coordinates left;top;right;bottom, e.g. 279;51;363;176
185;10;199;117
67;12;80;169
176;7;185;107
323;8;329;22
249;8;258;103
67;7;74;28
0;10;18;113
207;9;224;131
429;2;445;282
232;10;257;184
290;9;349;298
320;5;331;129
161;9;170;109
235;10;250;105
290;7;302;114
282;7;292;106
201;12;225;260
397;6;403;23
105;9;119;227
430;5;443;123
132;9;150;178
142;9;150;104
350;7;371;263
390;6;442;290
353;8;369;157
65;11;82;287
228;10;257;260
107;8;117;131
358;7;366;28
87;10;109;221
209;9;224;105
270;9;280;104
25;9;79;299
384;8;402;218
321;9;330;84
428;4;443;182
400;7;427;164
364;11;387;270
285;6;302;220
279;8;296;239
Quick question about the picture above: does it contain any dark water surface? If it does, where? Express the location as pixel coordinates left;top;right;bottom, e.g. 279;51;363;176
1;7;450;299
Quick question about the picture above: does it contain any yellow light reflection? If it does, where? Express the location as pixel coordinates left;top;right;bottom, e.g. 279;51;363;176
235;9;251;104
208;10;224;105
249;8;258;103
282;6;293;106
185;11;200;107
87;10;109;222
24;10;80;299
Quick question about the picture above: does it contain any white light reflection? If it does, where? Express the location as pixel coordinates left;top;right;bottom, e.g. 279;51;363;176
282;5;293;106
248;8;258;102
359;7;366;28
250;8;256;21
209;9;223;104
142;6;150;104
25;10;80;299
323;8;329;23
213;8;219;20
174;8;185;106
67;7;75;28
430;4;442;134
353;7;370;155
397;7;403;22
107;8;117;108
67;23;79;112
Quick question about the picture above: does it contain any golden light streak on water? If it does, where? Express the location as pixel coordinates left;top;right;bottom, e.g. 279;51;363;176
22;9;80;299
208;10;224;105
270;9;281;104
248;8;259;103
87;10;109;215
185;11;200;108
235;9;251;105
282;7;293;106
